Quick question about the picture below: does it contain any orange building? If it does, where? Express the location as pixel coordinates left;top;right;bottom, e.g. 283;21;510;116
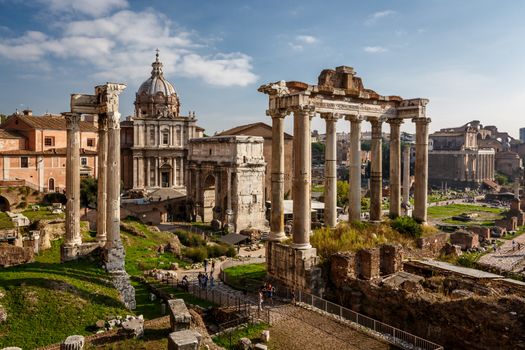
0;110;99;192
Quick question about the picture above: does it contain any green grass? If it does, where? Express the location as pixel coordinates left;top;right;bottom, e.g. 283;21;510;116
0;212;14;229
121;218;189;276
0;241;129;349
145;279;216;309
213;323;268;349
311;184;324;193
223;263;266;291
22;207;64;222
427;204;503;219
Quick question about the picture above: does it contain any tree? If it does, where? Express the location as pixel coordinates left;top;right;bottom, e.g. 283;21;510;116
311;142;325;165
80;176;98;208
0;114;6;124
336;180;349;209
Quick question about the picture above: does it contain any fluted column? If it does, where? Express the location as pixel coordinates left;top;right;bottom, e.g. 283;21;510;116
369;117;384;222
388;118;403;218
413;117;431;224
96;113;108;245
402;145;410;214
269;110;287;241
347;115;363;222
292;107;314;249
64;112;82;248
321;113;339;227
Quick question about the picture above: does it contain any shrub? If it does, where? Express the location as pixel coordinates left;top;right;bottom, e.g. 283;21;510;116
42;192;67;205
206;244;236;258
456;251;482;268
184;246;208;262
391;216;422;238
175;230;206;247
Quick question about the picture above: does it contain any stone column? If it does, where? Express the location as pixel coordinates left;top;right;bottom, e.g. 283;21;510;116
62;112;82;261
269;110;287;241
96;113;108;245
402;145;411;213
369;117;384;222
388;118;403;218
321;113;339;227
347;115;363;222
292;107;314;249
413;117;431;224
146;158;151;187
225;168;234;232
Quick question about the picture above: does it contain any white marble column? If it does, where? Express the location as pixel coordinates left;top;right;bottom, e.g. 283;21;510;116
269;110;287;241
321;113;339;227
402;145;410;213
96;113;108;244
388;118;403;218
347;115;363;222
63;112;82;255
369;117;384;222
154;158;159;187
292;107;314;249
146;158;151;187
413;117;431;224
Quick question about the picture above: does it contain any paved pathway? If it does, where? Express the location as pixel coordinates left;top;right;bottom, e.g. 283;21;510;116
478;234;525;274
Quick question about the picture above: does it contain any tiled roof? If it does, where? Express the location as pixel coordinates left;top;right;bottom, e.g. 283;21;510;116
0;129;23;139
10;115;98;132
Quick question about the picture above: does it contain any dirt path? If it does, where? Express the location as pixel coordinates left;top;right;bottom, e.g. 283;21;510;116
267;305;389;350
478;234;525;274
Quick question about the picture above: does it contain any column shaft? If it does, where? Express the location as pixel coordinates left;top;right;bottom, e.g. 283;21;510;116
269;112;286;241
348;117;362;222
402;145;411;213
96;114;108;244
65;113;82;246
323;114;338;227
292;109;313;249
413;118;430;224
388;119;403;218
369;118;383;222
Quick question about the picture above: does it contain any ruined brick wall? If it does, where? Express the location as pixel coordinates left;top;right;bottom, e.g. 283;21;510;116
356;248;380;280
450;231;479;250
330;252;356;288
379;244;403;275
0;244;34;267
468;226;490;240
496;216;517;231
416;232;449;256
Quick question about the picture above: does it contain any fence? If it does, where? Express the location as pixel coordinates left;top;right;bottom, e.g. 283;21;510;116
294;289;444;350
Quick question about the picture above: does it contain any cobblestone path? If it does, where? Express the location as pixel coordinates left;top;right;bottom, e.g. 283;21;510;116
478;234;525;273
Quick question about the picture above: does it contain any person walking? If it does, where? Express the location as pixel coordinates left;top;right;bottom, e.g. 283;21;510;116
210;273;215;288
512;240;516;251
203;259;208;273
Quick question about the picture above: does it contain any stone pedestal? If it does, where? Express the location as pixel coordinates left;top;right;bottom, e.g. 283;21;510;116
168;330;202;350
60;335;85;350
168;299;191;331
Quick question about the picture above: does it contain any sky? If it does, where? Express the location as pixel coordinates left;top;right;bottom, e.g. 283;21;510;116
0;0;525;137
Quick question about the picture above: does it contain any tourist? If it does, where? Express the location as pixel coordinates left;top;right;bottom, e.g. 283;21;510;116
291;289;296;305
512;240;516;251
203;259;208;273
210;273;215;288
211;260;216;272
203;274;208;288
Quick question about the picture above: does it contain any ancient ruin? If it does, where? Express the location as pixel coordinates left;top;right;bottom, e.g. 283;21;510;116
259;66;430;291
61;83;135;310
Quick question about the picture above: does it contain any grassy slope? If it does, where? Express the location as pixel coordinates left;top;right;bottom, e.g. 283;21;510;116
223;263;267;291
22;207;65;222
427;204;503;219
0;241;129;349
0;212;14;229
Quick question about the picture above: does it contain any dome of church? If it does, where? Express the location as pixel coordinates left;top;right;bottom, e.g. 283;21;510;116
137;52;177;96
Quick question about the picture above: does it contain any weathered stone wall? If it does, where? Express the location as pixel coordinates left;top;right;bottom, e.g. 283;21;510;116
356;248;380;280
468;226;490;240
450;230;479;250
496;216;517;231
416;232;449;256
379;244;403;275
0;244;34;267
38;219;65;250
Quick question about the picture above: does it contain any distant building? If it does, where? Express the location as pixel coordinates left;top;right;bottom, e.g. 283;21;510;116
0;110;98;193
520;127;525;143
218;122;293;200
120;53;203;193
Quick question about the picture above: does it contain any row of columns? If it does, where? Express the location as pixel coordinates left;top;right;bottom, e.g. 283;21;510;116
268;108;430;250
133;156;184;188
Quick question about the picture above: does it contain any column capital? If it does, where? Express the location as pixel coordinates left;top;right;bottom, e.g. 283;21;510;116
319;112;341;121
386;117;404;126
63;112;81;130
290;105;316;117
266;109;290;119
107;111;121;130
412;117;432;125
344;114;364;123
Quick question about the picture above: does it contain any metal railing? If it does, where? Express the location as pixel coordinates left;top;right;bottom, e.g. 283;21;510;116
294;289;443;350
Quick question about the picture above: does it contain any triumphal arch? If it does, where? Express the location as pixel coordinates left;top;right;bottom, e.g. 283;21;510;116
259;66;430;291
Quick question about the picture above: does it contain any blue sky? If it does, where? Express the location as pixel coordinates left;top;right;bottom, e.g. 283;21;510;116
1;0;525;136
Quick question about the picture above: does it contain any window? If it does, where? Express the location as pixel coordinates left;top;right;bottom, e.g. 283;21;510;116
150;129;155;145
80;157;88;166
162;131;169;145
252;194;257;204
44;137;54;146
87;138;95;147
21;157;28;168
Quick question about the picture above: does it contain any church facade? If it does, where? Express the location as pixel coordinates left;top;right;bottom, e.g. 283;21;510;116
121;53;203;193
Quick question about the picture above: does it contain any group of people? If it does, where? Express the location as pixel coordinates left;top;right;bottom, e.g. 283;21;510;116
197;271;215;289
258;282;276;310
511;240;522;251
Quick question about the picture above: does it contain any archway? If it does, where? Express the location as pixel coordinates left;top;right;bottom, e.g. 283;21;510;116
48;178;55;192
0;196;10;212
202;174;216;222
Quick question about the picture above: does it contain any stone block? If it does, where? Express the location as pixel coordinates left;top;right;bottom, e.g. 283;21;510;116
168;299;192;331
2;347;23;350
261;330;270;342
60;335;85;350
239;337;251;350
110;271;136;310
468;226;490;240
441;243;462;257
416;232;449;255
379;244;403;275
121;318;144;338
254;344;268;350
167;330;201;350
356;248;380;280
0;245;34;267
330;252;356;287
450;230;479;250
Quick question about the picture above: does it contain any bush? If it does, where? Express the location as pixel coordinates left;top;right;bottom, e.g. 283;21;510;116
206;244;236;258
391;216;422;238
42;192;67;205
175;230;206;247
16;201;27;209
456;251;482;268
184;246;208;262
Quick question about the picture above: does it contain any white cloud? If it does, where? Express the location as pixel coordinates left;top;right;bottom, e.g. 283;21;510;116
365;10;395;25
43;0;128;17
0;9;258;87
296;35;318;44
364;46;388;53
